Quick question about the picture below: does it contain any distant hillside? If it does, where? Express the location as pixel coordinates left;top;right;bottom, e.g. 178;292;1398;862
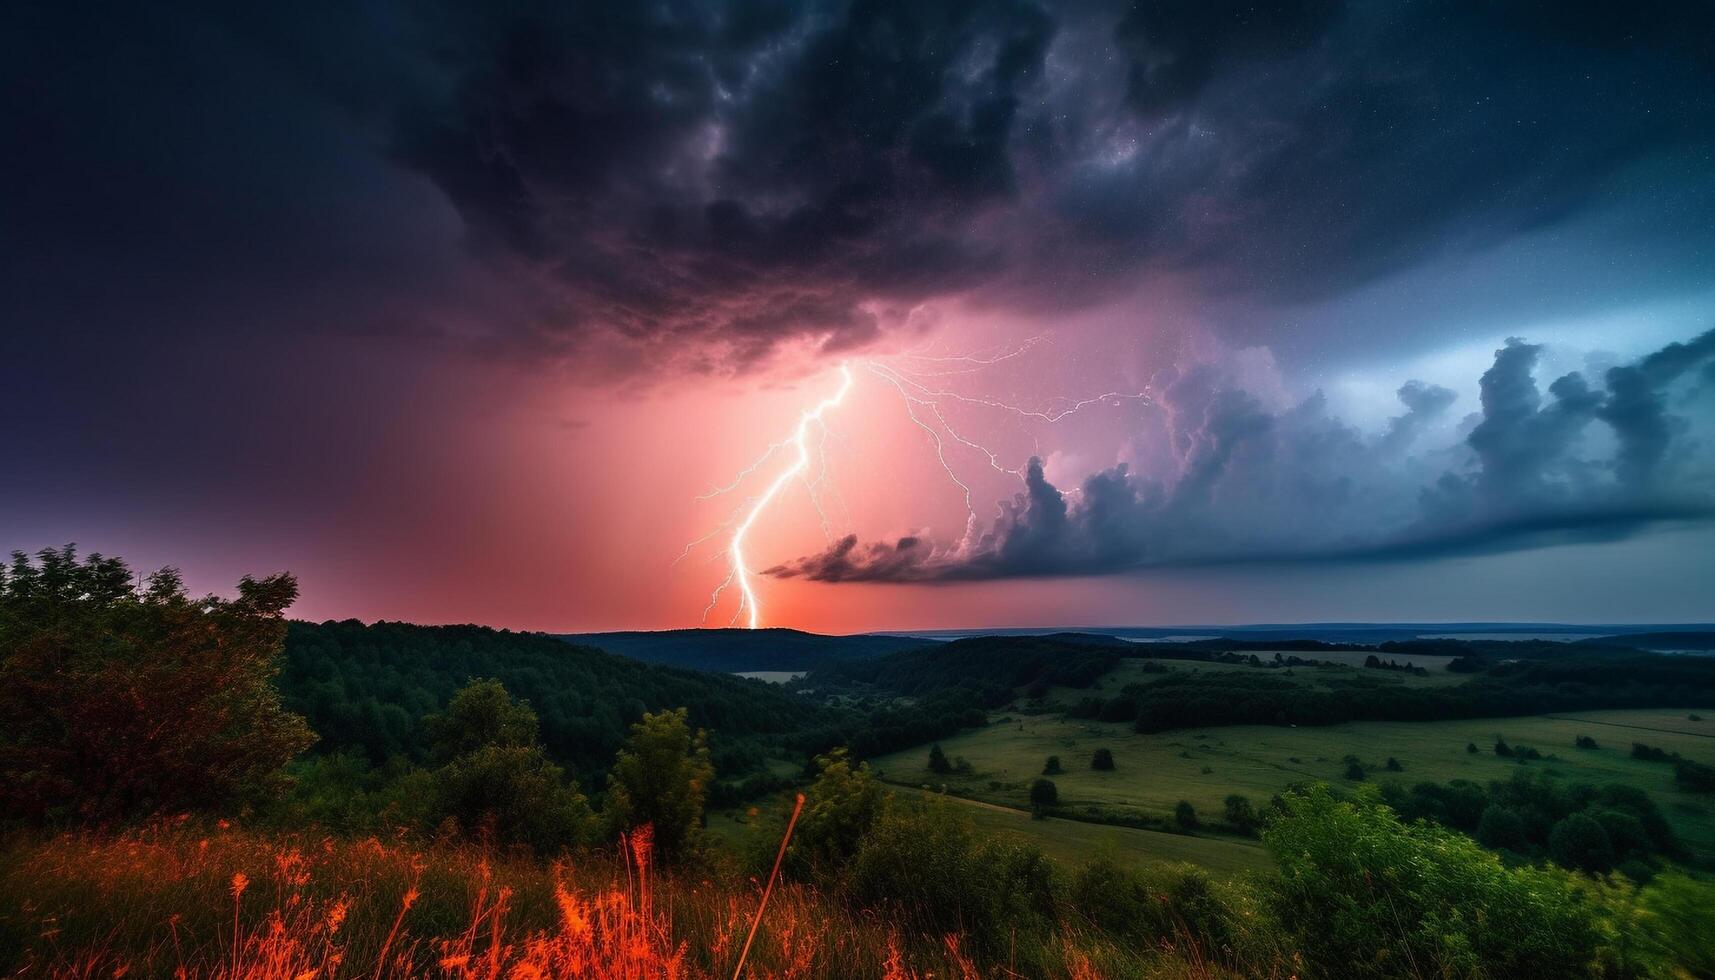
559;627;926;673
807;634;1123;705
282;620;833;785
1577;631;1715;651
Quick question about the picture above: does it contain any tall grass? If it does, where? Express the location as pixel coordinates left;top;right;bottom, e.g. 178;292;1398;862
0;822;1190;979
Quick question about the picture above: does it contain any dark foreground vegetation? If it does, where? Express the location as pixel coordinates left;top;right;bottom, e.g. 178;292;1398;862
5;546;1715;978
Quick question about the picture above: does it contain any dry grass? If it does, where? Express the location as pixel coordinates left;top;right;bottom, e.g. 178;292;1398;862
0;821;1202;980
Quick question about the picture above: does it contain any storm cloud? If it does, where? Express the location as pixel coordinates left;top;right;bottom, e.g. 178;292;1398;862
10;1;1713;374
767;328;1715;582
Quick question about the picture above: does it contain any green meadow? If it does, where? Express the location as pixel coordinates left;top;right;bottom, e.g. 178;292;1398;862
869;704;1715;860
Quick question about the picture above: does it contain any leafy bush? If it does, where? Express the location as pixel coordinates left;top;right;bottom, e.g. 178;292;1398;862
843;799;1058;954
1264;787;1618;979
1174;800;1198;831
432;745;593;852
1042;755;1063;775
1476;805;1531;853
1028;779;1058;814
927;743;951;774
1575;735;1599;749
786;748;887;880
1549;813;1616;873
1091;748;1115;771
0;547;313;823
602;708;713;860
1223;795;1257;835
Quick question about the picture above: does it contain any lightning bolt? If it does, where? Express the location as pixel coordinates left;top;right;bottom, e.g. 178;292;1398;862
709;362;855;630
683;345;1150;628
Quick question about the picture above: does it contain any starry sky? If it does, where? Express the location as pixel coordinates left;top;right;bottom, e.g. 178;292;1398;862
4;0;1715;631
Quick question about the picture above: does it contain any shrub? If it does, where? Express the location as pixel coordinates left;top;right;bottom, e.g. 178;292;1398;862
1042;755;1063;775
1223;794;1258;835
1475;805;1530;853
1265;787;1613;979
1067;859;1244;962
1575;734;1599;749
1548;813;1615;873
1029;779;1058;816
432;745;593;852
787;748;887;880
927;743;951;774
1091;748;1115;771
1466;742;1480;754
1174;800;1199;831
602;708;713;860
844;799;1058;954
1494;737;1514;757
1384;757;1403;772
1344;762;1366;781
1674;759;1715;792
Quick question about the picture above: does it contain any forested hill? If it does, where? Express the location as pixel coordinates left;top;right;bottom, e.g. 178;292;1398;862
559;627;925;672
805;634;1123;705
280;620;831;784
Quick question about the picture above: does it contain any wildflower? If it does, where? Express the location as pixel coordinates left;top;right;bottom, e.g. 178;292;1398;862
230;873;249;900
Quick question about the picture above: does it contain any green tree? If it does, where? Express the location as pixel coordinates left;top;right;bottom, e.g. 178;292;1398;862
927;743;951;774
1223;794;1257;835
1091;748;1115;771
1475;805;1531;853
1548;813;1616;873
1175;800;1199;831
603;707;713;859
421;681;592;852
423;678;539;762
434;745;592;852
1042;755;1063;775
789;748;888;878
0;547;313;823
1028;778;1058;816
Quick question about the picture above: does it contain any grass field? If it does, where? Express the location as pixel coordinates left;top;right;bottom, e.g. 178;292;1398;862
708;784;1272;878
869;706;1715;859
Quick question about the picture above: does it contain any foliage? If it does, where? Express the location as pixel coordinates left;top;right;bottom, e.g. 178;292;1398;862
0;547;313;823
602;708;713;860
422;678;539;762
1264;786;1627;979
1111;653;1715;734
1223;794;1258;835
842;798;1058;955
432;744;593;852
927;743;950;774
787;748;888;880
279;619;832;788
1174;800;1198;831
806;635;1119;708
1384;770;1683;870
1042;754;1063;775
1091;748;1115;771
1550;813;1617;873
1029;778;1058;814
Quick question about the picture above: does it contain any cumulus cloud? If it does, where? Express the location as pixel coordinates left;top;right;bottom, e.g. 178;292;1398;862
767;328;1715;582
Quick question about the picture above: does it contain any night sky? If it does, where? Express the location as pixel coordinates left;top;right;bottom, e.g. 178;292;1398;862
4;1;1715;630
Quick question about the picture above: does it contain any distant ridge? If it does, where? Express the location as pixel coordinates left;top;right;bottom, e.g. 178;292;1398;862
878;622;1715;645
559;627;925;673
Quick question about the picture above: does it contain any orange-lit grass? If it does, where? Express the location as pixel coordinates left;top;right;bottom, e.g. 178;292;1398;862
0;821;1169;979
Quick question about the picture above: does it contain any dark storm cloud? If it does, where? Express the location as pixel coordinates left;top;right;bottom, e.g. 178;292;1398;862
374;0;1715;356
4;0;1713;374
767;329;1715;582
